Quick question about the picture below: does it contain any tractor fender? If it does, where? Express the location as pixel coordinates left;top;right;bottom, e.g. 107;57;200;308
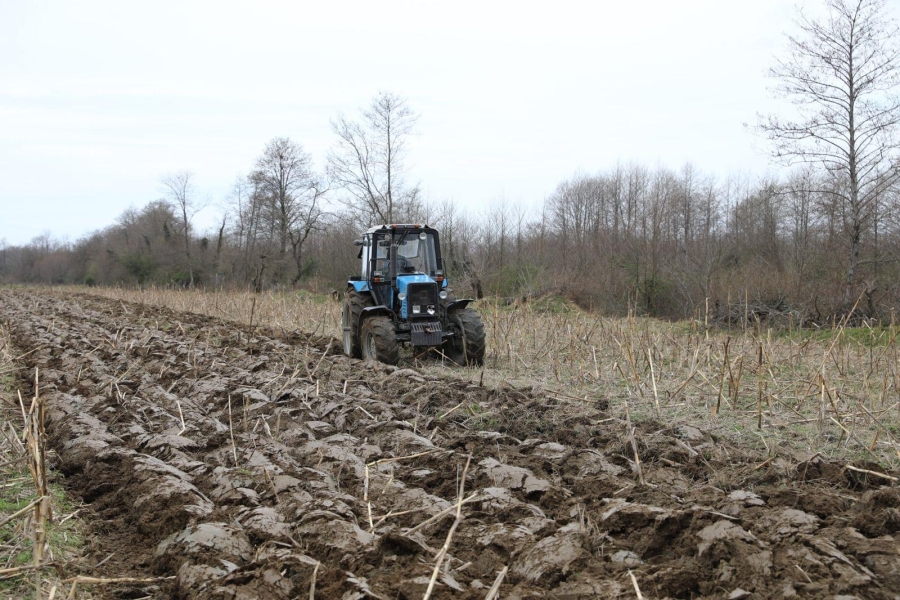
348;279;370;293
360;305;394;322
446;299;474;312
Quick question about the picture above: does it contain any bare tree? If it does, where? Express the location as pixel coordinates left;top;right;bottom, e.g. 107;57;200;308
784;167;820;287
251;137;326;284
327;91;419;225
224;175;255;281
161;170;205;286
760;0;900;303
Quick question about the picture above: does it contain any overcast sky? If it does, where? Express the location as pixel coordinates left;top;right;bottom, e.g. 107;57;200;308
2;0;891;246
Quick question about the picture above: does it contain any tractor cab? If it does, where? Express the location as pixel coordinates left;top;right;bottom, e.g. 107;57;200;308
353;225;447;320
360;226;441;281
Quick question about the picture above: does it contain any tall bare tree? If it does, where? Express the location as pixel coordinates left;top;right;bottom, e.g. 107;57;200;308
760;0;900;304
327;91;419;224
160;170;204;286
251;137;326;284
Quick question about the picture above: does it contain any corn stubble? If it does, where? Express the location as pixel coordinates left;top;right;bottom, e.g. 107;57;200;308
0;331;85;599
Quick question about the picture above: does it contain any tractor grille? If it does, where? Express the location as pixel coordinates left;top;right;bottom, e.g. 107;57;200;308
411;321;442;346
406;282;438;312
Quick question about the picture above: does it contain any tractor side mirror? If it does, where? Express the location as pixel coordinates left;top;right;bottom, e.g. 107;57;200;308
354;239;364;246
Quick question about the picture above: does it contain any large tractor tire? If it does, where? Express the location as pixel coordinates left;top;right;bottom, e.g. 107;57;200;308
360;315;399;365
443;308;485;366
343;289;373;358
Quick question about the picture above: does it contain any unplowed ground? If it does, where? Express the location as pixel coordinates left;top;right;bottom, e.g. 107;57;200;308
2;289;899;599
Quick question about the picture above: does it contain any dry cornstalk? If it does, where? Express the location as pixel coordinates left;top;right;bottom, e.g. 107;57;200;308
0;495;46;529
309;560;320;600
0;564;50;580
363;464;374;530
629;425;645;486
362;448;448;532
438;400;466;420
819;372;826;442
715;337;730;414
0;454;28;469
668;370;697;405
628;569;644;599
262;467;280;502
66;575;176;599
422;455;471;600
309;340;333;379
370;506;434;529
18;389;27;424
403;492;480;535
176;399;186;434
756;344;764;429
731;354;744;409
646;348;660;417
24;367;51;599
354;405;374;420
64;576;177;584
843;464;898;482
227;395;238;466
619;338;644;399
483;565;508;600
623;400;645;487
366;449;450;468
754;456;776;470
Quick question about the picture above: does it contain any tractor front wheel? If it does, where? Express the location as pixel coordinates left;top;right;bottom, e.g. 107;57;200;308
341;301;353;356
343;289;373;358
443;308;485;366
360;316;399;365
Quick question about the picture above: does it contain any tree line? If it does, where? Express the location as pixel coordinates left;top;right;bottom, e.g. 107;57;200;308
4;160;899;321
2;0;900;325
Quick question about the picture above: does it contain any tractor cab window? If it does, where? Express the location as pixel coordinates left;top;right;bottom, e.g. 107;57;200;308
396;232;438;275
373;231;439;276
375;238;390;261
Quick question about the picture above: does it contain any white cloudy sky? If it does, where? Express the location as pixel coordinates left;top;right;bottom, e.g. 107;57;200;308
1;0;882;246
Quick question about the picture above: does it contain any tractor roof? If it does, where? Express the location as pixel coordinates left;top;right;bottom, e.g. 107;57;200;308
366;224;435;234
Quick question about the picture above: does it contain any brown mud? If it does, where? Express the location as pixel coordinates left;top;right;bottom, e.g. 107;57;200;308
2;288;899;599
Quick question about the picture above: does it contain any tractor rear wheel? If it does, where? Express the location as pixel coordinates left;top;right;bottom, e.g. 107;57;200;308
443;308;485;366
343;289;373;358
360;315;399;365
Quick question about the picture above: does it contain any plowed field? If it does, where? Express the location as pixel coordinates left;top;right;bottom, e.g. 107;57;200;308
2;289;899;599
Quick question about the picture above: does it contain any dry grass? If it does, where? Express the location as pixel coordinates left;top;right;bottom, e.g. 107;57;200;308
70;285;900;470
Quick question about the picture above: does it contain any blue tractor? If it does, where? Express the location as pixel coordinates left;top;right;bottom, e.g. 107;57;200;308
342;224;485;366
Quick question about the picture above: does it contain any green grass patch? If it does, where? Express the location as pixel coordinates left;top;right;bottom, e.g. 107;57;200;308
293;289;331;305
779;324;898;347
530;294;579;314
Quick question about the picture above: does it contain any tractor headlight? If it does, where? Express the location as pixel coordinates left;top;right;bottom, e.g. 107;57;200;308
427;305;436;315
398;292;407;301
438;290;448;300
412;305;421;314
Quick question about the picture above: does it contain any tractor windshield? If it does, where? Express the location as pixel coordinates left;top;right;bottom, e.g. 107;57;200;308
374;231;439;276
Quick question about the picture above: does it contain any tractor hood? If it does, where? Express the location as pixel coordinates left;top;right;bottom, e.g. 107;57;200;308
397;274;435;287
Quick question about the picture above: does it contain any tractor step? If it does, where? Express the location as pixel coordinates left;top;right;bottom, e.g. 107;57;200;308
410;321;443;346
